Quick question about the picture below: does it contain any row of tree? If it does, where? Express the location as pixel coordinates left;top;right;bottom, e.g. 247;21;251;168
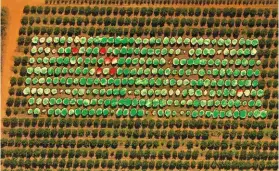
2;157;278;170
1;137;278;150
2;148;278;160
262;98;279;110
262;59;278;70
20;15;278;29
260;70;278;80
44;0;278;6
1;8;8;37
23;5;278;18
3;117;275;130
7;93;278;106
5;100;279;117
17;28;278;49
1;7;8;38
261;70;278;81
1;7;8;63
16;27;278;46
6;126;277;140
6;97;27;108
5;127;207;140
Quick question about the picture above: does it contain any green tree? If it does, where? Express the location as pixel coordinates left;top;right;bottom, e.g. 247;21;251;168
50;6;56;14
119;7;126;15
36;6;43;14
6;97;14;107
30;6;37;13
270;7;277;17
269;19;277;28
264;8;270;17
195;8;201;16
23;5;30;14
21;16;28;25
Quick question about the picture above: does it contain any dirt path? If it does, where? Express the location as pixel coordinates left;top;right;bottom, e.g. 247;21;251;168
1;0;44;119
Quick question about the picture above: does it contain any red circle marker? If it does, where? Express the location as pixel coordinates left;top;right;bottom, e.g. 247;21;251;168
96;68;103;75
109;68;117;75
105;57;111;65
111;57;118;65
100;47;106;55
72;47;78;54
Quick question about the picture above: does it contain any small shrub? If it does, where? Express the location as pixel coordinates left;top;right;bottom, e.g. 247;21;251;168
9;88;15;95
6;97;14;107
14;57;21;66
10;77;17;86
6;108;12;116
17;36;25;45
20;67;27;76
24;47;29;54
